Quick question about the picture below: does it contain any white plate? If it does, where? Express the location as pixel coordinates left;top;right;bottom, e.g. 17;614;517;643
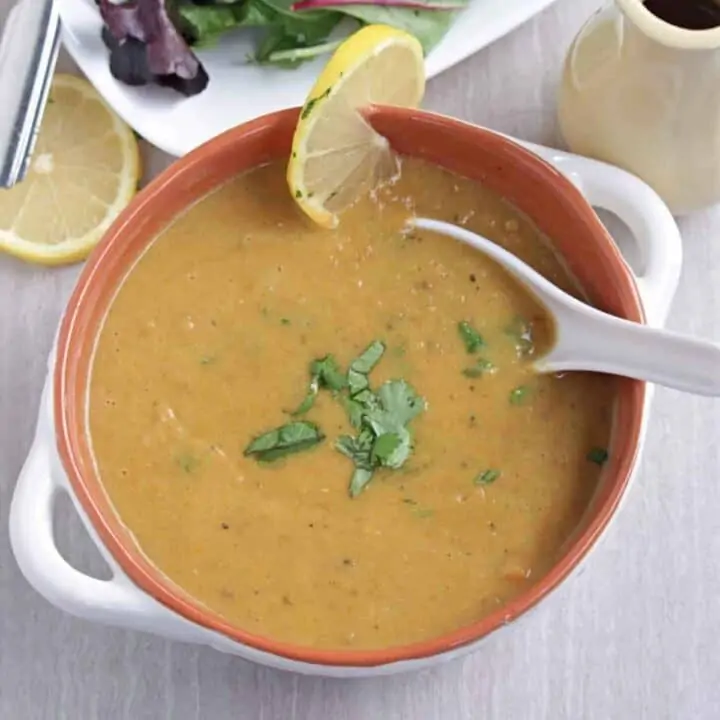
59;0;560;156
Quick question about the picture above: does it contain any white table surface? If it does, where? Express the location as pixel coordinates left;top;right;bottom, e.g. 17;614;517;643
1;0;719;717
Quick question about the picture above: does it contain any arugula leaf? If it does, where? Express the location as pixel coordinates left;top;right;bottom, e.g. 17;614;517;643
100;0;466;95
258;38;343;66
474;469;501;486
321;4;461;53
244;421;324;462
254;25;306;68
178;0;344;67
255;0;343;43
457;321;485;354
178;3;271;47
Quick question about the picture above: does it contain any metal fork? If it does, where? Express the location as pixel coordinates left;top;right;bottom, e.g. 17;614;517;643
0;0;60;189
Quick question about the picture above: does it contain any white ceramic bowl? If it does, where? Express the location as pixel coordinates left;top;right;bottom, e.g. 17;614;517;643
9;131;681;677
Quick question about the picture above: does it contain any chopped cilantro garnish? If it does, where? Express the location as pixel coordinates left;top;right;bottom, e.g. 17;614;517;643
347;340;385;396
247;337;424;498
587;447;609;466
457;321;485;354
509;385;530;405
474;469;501;486
176;453;199;474
291;355;346;416
335;343;425;497
462;358;496;378
244;421;324;463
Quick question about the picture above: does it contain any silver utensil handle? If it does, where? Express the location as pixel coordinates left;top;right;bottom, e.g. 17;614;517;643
0;0;60;189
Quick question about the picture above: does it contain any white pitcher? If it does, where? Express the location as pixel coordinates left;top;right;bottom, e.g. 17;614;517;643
558;0;720;215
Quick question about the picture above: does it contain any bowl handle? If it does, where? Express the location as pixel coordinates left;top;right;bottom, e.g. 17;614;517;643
519;142;683;328
9;383;204;644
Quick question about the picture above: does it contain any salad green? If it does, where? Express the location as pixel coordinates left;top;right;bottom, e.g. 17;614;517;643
97;0;467;96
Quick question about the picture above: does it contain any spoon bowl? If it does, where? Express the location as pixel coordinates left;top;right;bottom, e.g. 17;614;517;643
412;217;720;397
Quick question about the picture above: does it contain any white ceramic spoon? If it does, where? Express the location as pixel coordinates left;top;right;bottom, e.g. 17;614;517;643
412;217;720;397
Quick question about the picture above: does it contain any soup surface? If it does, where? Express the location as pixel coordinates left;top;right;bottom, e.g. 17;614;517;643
90;158;615;650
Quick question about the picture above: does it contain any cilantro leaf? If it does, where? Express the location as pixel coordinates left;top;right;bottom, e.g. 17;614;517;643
336;430;377;497
347;368;370;396
244;421;324;462
462;358;496;378
371;432;402;462
349;467;374;498
312;355;346;391
346;340;385;399
372;427;411;469
340;396;366;429
336;429;375;469
350;340;386;375
374;379;426;428
291;354;345;416
509;385;530;406
474;469;501;486
587;447;609;466
291;376;319;416
458;321;485;354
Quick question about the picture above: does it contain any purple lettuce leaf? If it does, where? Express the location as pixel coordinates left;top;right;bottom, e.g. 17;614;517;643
99;0;209;97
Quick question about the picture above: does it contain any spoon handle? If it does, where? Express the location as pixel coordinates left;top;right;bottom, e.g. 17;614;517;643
411;217;717;397
543;311;720;396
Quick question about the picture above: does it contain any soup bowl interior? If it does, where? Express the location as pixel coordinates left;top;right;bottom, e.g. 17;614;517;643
54;107;645;667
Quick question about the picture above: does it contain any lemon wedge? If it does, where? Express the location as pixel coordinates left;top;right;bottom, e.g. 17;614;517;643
287;24;425;228
0;74;141;266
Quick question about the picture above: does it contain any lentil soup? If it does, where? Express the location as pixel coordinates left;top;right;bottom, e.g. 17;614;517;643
89;158;615;650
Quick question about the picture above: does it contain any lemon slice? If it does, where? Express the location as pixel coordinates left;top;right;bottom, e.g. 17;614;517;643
287;24;425;228
0;74;141;266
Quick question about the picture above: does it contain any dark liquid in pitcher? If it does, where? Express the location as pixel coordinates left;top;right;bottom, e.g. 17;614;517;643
644;0;720;29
